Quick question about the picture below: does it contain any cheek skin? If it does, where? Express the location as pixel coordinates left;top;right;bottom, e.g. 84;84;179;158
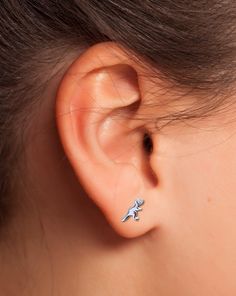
152;124;236;294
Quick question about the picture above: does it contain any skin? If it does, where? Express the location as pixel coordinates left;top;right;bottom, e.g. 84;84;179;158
0;42;236;295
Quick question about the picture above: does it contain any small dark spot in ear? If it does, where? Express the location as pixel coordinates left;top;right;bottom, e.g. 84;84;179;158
207;197;212;203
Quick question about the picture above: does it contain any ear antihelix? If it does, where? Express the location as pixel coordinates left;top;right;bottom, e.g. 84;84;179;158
88;64;140;109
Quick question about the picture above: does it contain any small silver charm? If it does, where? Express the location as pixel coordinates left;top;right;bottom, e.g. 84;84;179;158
121;198;145;222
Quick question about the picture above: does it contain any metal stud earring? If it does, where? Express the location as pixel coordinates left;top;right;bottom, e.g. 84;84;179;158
121;198;145;222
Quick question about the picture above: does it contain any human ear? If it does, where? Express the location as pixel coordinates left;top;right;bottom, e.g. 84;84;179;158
55;42;158;238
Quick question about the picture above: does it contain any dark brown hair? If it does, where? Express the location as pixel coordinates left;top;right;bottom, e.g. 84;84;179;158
1;0;236;227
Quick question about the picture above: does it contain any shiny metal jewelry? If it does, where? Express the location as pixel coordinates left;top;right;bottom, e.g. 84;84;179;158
121;198;145;222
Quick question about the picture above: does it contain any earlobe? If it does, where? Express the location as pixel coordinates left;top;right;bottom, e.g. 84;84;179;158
56;42;157;238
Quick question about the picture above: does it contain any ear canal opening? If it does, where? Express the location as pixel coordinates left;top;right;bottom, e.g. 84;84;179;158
143;132;153;155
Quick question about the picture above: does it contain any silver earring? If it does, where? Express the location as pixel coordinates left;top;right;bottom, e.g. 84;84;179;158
121;198;145;222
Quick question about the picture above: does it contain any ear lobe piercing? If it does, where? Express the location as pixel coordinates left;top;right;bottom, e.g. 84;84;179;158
121;198;145;222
